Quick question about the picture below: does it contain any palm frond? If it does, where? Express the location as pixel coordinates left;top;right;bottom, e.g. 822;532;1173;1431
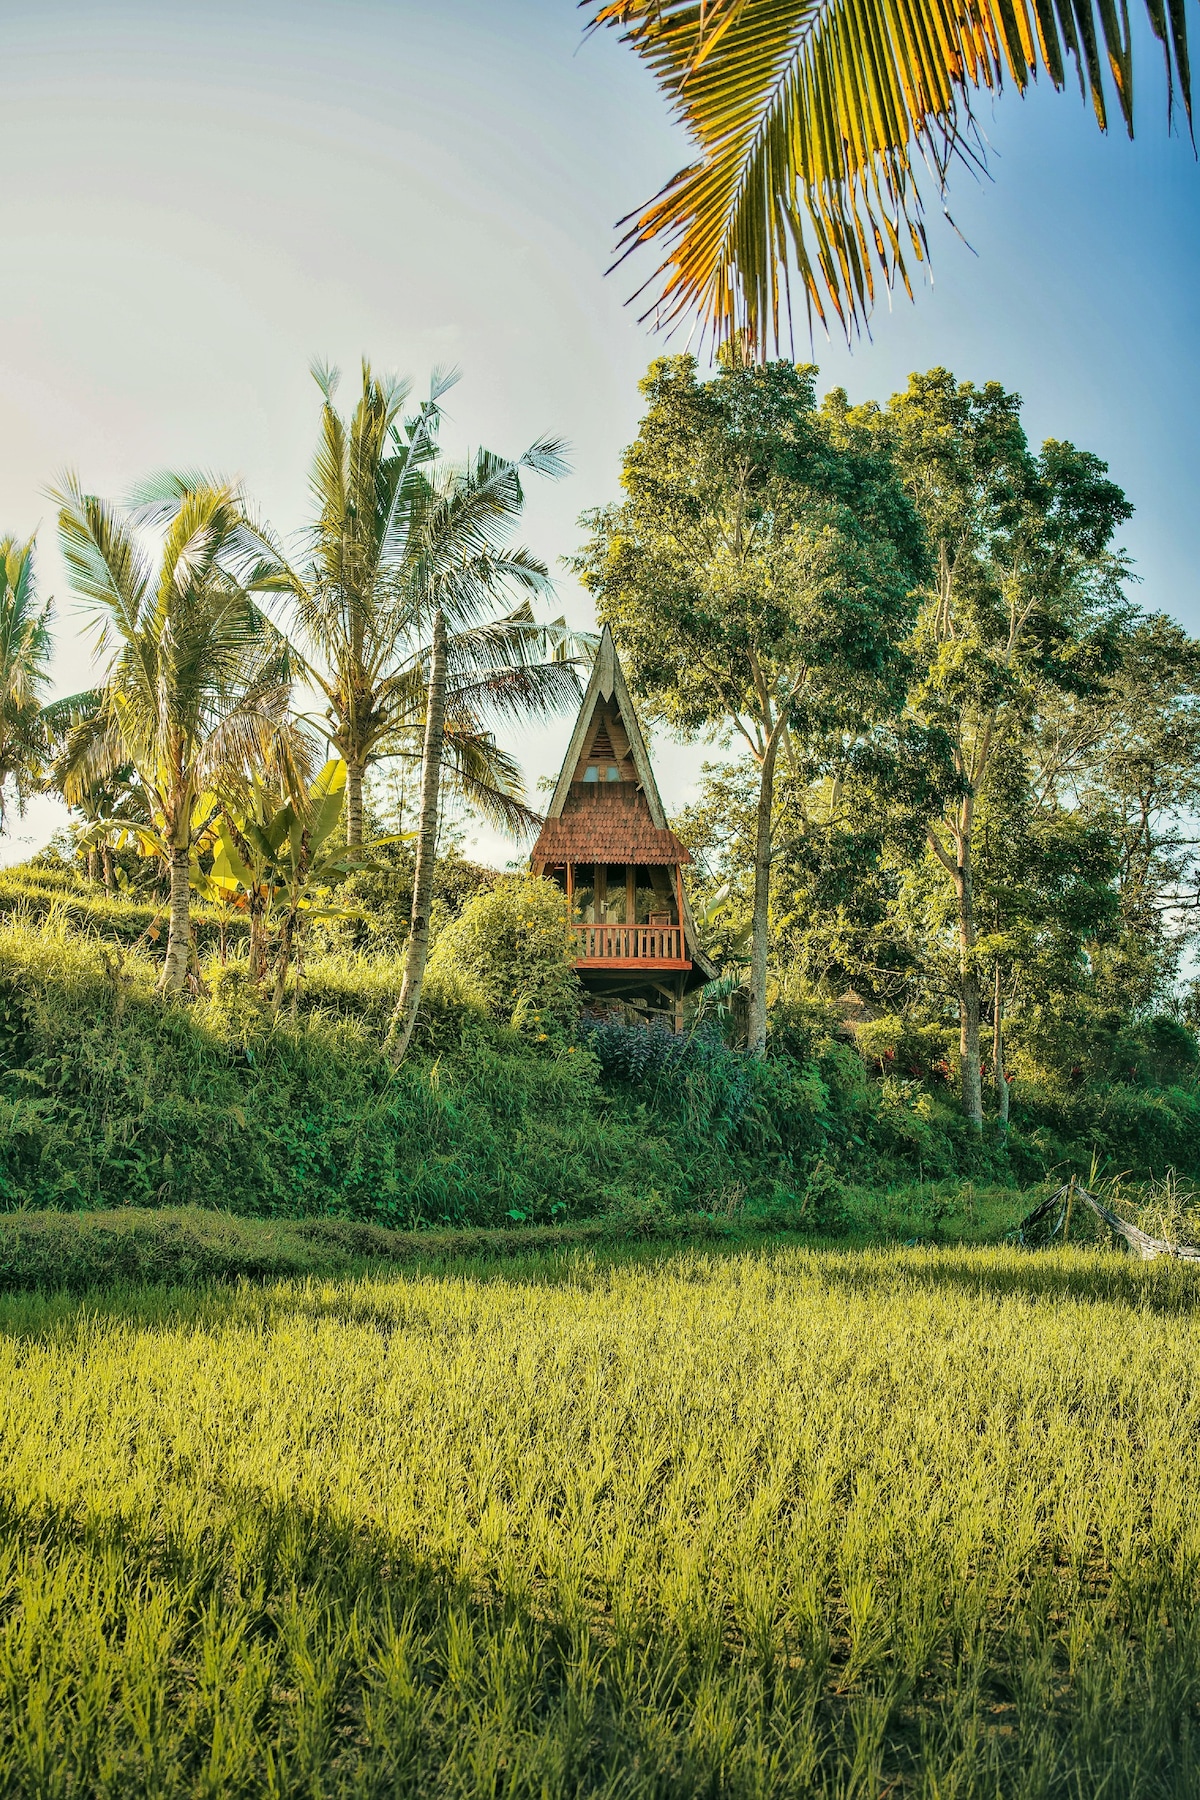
51;475;154;654
445;660;585;725
587;0;1192;343
442;729;544;838
125;468;229;527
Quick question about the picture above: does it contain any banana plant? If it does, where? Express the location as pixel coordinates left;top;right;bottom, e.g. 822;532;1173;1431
206;760;408;1009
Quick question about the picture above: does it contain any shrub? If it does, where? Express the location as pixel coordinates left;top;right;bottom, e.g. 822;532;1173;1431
581;1015;761;1143
855;1014;954;1080
426;875;580;1034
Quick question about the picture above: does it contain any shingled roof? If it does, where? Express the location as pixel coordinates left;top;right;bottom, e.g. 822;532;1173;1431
532;814;690;866
530;630;692;869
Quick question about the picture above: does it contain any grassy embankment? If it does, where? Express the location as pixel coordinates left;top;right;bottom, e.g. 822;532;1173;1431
0;1183;1054;1296
1;881;1197;1229
1;1240;1198;1796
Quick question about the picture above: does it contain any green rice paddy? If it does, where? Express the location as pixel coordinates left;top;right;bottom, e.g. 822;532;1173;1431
0;1242;1198;1796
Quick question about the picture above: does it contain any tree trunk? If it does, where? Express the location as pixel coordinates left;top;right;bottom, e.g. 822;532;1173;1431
86;848;98;885
390;608;447;1063
272;911;296;1015
955;857;983;1131
101;844;114;890
993;963;1009;1133
747;735;779;1059
248;891;268;982
345;756;365;849
160;846;192;996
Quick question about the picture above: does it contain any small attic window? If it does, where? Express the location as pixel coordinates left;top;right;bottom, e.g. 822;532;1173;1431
584;765;599;782
605;766;620;782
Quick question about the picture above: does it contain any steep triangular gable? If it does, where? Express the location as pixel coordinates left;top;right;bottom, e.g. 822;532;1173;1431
546;626;668;828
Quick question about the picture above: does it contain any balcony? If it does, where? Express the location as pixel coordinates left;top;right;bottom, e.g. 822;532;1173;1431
570;923;689;968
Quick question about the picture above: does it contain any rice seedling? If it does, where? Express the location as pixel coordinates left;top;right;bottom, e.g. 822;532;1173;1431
0;1241;1197;1795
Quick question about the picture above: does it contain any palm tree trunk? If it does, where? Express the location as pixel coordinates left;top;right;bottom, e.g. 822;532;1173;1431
746;734;779;1059
345;756;365;849
390;608;447;1063
101;844;114;890
160;847;192;996
993;963;1009;1133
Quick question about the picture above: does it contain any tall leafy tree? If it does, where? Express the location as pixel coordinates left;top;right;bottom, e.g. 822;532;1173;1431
54;476;299;996
0;536;53;826
576;350;925;1055
1035;611;1200;1015
588;0;1193;345
832;369;1134;1127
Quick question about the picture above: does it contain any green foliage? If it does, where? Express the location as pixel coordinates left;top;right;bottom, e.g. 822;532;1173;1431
0;1207;621;1295
0;884;1194;1240
0;914;723;1222
425;875;581;1034
576;351;927;1052
2;1245;1200;1791
334;840;495;952
0;863;248;952
854;1013;952;1078
0;534;53;821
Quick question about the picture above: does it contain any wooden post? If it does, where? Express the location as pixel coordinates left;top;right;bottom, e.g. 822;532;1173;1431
626;864;636;932
566;861;574;921
674;864;686;961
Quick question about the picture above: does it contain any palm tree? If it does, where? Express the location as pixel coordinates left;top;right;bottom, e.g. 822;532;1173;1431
43;687;147;885
0;536;53;826
53;476;300;995
254;360;586;1059
256;360;581;849
588;0;1193;345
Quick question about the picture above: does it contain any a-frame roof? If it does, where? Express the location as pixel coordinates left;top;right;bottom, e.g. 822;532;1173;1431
530;625;717;989
544;626;668;828
531;625;693;870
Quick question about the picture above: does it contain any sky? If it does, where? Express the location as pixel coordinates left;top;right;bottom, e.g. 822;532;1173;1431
1;0;1198;866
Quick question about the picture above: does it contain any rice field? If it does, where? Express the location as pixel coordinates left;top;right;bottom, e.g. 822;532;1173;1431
1;1242;1199;1797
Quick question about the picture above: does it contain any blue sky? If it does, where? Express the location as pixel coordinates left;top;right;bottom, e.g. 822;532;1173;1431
2;0;1197;861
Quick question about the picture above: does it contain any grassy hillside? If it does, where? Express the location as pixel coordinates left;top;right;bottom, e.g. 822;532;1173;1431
0;1241;1197;1795
0;871;1196;1226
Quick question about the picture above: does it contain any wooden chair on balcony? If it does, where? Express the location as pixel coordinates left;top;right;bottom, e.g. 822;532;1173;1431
530;626;716;1028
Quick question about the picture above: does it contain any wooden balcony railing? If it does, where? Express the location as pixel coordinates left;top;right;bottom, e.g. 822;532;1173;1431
570;923;687;964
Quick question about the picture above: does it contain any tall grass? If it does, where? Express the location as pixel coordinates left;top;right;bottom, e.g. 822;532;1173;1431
1;904;1196;1224
0;914;759;1220
0;1242;1197;1795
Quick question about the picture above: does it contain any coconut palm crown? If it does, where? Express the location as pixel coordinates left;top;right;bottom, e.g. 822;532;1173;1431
589;0;1193;346
53;475;301;995
256;360;583;846
0;536;53;825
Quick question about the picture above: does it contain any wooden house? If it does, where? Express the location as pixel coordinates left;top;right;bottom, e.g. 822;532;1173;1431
530;626;716;1026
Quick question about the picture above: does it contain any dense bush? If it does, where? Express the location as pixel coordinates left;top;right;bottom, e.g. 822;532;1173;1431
580;1016;760;1142
333;843;495;952
0;877;1195;1227
426;875;581;1033
0;916;771;1222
